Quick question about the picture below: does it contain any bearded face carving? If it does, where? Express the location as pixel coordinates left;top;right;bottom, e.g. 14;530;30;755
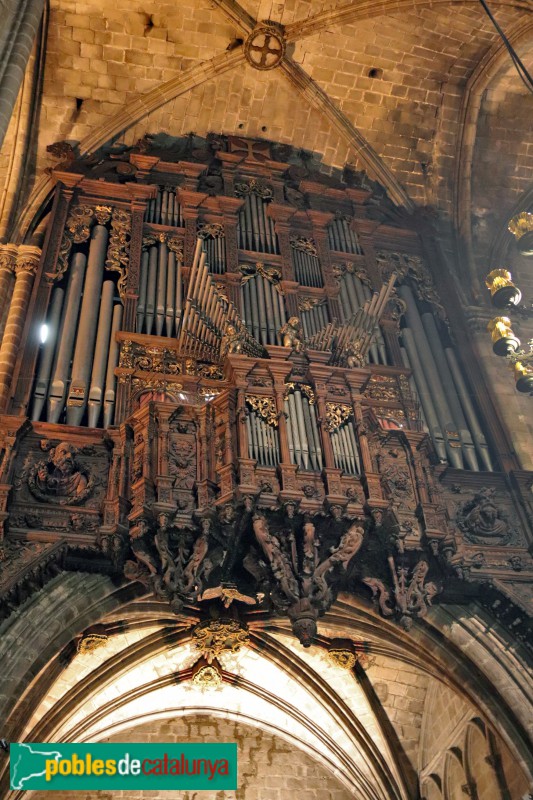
27;441;94;505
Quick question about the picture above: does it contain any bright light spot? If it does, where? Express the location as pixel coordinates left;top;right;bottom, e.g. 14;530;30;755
179;393;186;401
40;324;49;343
204;393;215;402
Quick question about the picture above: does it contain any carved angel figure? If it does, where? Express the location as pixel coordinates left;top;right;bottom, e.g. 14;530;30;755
221;323;245;356
279;317;304;353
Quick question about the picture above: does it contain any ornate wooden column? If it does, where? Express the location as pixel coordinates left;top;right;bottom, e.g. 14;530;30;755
0;246;41;410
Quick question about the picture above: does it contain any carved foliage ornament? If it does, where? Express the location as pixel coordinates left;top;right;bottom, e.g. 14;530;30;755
376;250;446;321
284;382;316;404
363;557;439;630
246;395;278;427
333;262;372;286
142;232;184;259
327;648;357;670
325;402;353;432
298;296;327;312
197;222;225;239
77;633;108;654
235;179;273;199
105;208;131;297
192;618;250;664
120;340;181;374
290;237;318;256
240;262;281;288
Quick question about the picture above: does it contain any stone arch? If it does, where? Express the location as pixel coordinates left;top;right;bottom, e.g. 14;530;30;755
443;749;467;800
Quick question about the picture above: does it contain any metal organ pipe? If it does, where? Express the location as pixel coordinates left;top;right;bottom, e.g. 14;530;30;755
65;232;107;422
138;242;183;337
399;285;462;468
421;312;479;471
31;287;64;421
48;252;87;423
166;251;176;337
156;240;168;336
137;249;149;333
103;303;123;428
66;224;108;425
88;280;115;428
444;348;493;472
145;245;158;334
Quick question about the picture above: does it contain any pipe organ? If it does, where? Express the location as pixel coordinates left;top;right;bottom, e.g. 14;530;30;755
7;133;500;480
4;134;533;655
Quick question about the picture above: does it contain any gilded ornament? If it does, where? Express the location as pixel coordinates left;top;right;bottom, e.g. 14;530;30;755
197;222;225;239
94;205;112;225
290;237;318;256
284;383;316;404
192;661;223;689
192;618;250;664
66;205;95;243
487;317;521;356
246;395;278;426
298;296;326;312
279;317;304;352
327;648;357;670
234;179;273;199
240;262;282;288
77;633;108;654
105;208;132;297
325;402;353;432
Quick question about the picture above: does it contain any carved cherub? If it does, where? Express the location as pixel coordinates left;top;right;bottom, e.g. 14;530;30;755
221;323;245;356
279;317;304;353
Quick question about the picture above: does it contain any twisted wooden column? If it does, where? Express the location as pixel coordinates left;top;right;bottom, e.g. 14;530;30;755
0;245;40;409
0;244;17;343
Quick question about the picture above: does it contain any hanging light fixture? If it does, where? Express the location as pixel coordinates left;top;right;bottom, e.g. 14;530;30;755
485;261;533;395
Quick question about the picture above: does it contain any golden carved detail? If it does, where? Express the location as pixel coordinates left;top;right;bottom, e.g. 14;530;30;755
325;402;353;432
290;236;318;256
234;178;273;199
298;296;326;312
284;382;316;404
192;618;250;664
197;222;225;239
77;633;108;654
327;649;357;670
106;209;131;297
240;262;282;288
246;395;278;426
192;660;223;688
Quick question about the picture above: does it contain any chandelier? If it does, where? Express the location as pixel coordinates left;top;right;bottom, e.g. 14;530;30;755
485;212;533;395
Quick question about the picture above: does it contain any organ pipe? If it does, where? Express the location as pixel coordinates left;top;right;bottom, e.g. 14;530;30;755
145;187;184;227
330;419;360;475
328;217;362;254
238;195;279;254
246;408;280;467
88;281;115;428
66;224;108;426
103;303;123;428
31;287;64;421
399;285;462;468
283;389;322;471
338;271;386;364
48;251;87;423
241;276;286;346
138;241;183;337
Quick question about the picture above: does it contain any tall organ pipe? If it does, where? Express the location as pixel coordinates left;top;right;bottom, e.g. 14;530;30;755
48;251;87;423
399;286;461;468
360;280;387;364
137;249;149;333
156;240;168;336
421;312;479;471
444;348;493;471
103;303;123;428
400;345;429;432
166;251;176;337
66;224;108;426
145;245;158;334
401;326;447;462
31;287;64;421
88;280;115;428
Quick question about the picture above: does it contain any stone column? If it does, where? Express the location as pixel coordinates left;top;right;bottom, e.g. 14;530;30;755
0;245;40;409
0;0;45;149
0;245;17;342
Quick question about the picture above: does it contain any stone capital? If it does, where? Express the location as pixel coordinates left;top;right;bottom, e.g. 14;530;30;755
14;246;41;276
0;244;18;274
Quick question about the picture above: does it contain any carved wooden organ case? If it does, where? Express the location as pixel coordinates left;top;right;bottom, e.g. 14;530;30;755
0;135;531;647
